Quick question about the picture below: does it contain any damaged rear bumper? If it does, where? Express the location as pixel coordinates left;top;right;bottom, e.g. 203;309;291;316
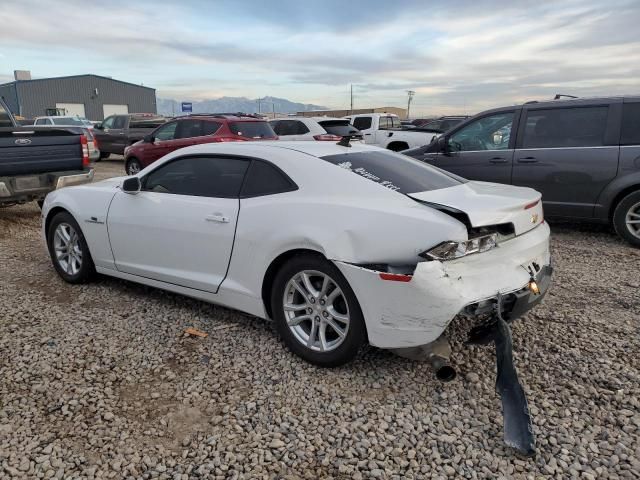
334;222;551;349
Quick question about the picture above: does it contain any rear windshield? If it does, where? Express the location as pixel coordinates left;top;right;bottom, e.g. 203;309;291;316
229;121;276;138
318;120;361;136
321;151;464;194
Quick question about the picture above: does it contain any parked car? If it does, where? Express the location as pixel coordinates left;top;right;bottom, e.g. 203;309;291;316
33;115;94;128
33;116;100;161
415;116;469;133
344;113;435;151
269;117;363;142
123;114;277;175
404;96;640;246
0;98;93;207
93;113;166;159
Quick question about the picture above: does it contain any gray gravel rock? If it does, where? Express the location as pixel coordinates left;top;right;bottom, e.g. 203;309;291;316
0;160;638;478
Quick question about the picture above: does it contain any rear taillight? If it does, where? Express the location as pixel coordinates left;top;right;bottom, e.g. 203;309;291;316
92;135;98;149
524;199;540;210
313;134;343;141
80;135;90;167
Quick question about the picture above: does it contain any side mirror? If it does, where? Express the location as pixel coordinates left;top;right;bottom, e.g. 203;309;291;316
437;135;449;153
122;177;141;194
95;123;104;130
143;134;153;143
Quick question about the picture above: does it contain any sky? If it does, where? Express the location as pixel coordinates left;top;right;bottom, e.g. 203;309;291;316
1;0;639;116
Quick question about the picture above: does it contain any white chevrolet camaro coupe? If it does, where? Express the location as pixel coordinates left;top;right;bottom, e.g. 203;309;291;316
42;141;551;369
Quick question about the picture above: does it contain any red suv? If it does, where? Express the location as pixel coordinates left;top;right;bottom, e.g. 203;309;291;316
124;114;278;175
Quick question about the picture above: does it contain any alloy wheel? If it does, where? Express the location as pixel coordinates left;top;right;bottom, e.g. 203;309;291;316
53;223;83;275
283;270;350;352
626;201;640;240
128;160;141;175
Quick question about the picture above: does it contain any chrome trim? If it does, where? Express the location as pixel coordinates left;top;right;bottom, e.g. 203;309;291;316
55;169;94;189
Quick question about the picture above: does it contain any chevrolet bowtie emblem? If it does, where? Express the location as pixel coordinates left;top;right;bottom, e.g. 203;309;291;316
530;213;539;224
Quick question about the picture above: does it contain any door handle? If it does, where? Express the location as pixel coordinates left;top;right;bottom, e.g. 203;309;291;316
517;157;538;163
365;133;372;136
205;214;229;223
489;157;508;164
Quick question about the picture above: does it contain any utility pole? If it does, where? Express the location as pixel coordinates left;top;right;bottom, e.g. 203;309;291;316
257;97;262;114
406;90;415;119
350;84;354;115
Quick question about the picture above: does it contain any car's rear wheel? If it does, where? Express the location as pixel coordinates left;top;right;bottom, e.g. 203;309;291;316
47;211;96;283
270;254;366;367
98;151;110;161
125;157;142;176
613;190;640;247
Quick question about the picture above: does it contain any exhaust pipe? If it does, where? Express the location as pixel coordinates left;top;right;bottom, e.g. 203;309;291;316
391;334;457;382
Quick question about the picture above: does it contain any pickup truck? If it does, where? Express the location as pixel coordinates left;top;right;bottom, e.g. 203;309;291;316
344;113;436;151
0;99;93;207
93;113;166;159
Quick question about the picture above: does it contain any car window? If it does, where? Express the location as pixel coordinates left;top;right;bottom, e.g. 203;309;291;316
0;103;12;127
102;116;115;129
521;106;608;149
202;121;222;136
321;150;465;194
352;117;372;131
175;120;203;139
378;116;390;129
318;120;360;136
113;116;127;129
34;118;45;125
229;121;276;138
449;112;514;152
154;122;178;141
271;120;308;136
241;160;296;197
53;117;85;126
621;103;640;146
143;156;250;198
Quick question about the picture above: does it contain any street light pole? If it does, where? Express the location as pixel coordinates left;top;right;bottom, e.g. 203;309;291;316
406;90;415;120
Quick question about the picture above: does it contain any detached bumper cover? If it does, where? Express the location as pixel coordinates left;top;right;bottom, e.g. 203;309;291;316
0;169;93;204
335;222;551;349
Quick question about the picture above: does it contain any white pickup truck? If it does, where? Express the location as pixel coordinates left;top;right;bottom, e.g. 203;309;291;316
344;113;436;151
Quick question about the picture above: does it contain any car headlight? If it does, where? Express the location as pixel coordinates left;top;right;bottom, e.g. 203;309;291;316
420;233;498;261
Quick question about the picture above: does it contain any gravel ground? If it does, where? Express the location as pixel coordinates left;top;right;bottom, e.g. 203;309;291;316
1;159;639;479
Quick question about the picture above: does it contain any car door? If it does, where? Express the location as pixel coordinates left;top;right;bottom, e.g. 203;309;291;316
420;110;517;184
95;115;116;152
352;116;374;144
512;102;620;218
109;115;128;154
143;121;180;162
106;155;251;293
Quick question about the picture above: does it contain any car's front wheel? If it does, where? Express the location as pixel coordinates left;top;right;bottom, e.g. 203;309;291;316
271;254;366;367
125;157;142;175
613;190;640;247
47;211;96;283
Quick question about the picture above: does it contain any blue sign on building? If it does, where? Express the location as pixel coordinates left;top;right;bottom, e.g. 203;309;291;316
181;102;193;113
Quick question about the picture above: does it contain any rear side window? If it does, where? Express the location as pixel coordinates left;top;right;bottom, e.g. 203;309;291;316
378;116;390;129
129;116;166;129
241;160;296;197
229;121;276;138
202;121;222;136
521;106;609;148
353;117;372;131
621;103;640;145
321;151;464;194
318;120;360;136
143;156;250;198
175;120;203;139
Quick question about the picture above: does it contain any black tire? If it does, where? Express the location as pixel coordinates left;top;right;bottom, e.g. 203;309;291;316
125;157;142;176
47;211;96;283
99;151;110;160
270;254;366;367
613;190;640;247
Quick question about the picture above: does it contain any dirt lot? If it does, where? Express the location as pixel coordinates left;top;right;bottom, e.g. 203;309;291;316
0;159;639;479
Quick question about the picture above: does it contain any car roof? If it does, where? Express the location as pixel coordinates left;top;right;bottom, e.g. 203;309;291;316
270;116;347;122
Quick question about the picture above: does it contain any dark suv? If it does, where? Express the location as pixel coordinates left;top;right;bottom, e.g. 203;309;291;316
124;114;277;175
405;96;640;246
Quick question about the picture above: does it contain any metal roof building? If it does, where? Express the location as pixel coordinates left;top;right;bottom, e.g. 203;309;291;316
0;72;157;121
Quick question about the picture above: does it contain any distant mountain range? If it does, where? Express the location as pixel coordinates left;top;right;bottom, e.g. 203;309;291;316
157;96;327;116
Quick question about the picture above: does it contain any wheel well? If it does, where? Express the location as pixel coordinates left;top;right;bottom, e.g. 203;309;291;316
44;206;71;237
609;185;640;222
261;248;326;319
387;141;409;152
